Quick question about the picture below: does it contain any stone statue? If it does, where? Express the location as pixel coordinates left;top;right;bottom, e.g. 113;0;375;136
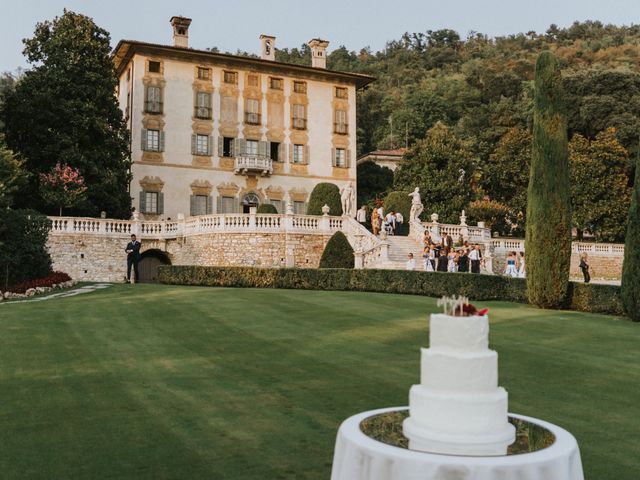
408;187;424;223
340;182;354;216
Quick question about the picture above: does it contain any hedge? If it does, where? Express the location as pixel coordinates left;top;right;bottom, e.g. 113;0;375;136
307;183;342;216
157;266;625;316
257;203;278;214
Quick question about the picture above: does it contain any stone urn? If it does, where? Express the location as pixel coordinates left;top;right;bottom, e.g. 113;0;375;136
322;204;331;216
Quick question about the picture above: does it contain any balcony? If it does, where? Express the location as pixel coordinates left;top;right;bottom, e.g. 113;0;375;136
244;112;261;125
334;122;349;135
145;101;163;114
292;117;307;130
194;106;212;119
234;155;273;176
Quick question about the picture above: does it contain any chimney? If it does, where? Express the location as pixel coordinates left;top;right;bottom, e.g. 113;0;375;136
260;34;276;61
308;38;329;69
170;16;192;48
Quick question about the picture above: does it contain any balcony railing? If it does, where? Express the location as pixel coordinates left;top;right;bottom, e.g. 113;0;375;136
292;117;307;130
194;106;212;119
334;122;349;135
244;112;261;125
145;101;163;114
234;155;273;176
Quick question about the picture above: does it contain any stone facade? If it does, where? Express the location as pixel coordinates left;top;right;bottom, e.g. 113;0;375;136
48;232;330;283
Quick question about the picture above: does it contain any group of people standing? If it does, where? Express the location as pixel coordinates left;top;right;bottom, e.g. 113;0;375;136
406;230;485;274
358;205;404;236
503;251;526;278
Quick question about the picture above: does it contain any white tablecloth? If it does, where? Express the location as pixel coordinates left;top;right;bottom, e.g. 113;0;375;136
331;407;584;480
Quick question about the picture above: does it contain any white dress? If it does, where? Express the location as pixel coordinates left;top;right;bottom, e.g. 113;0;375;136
518;259;526;278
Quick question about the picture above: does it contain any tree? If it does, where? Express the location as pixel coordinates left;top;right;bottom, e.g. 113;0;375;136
39;162;88;216
0;137;27;209
467;198;510;230
621;145;640;322
319;231;354;268
0;209;52;290
307;183;342;216
483;127;532;228
356;161;394;206
525;51;572;308
569;129;631;241
2;10;131;218
394;122;477;223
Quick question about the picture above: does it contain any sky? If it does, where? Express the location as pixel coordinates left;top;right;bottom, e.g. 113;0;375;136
1;0;639;72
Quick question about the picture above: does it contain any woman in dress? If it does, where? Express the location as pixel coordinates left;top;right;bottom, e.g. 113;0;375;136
371;208;381;235
517;251;526;278
423;246;433;272
457;248;469;273
447;249;457;272
504;251;518;277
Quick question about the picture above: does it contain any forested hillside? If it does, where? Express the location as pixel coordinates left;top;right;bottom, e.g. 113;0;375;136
277;21;639;240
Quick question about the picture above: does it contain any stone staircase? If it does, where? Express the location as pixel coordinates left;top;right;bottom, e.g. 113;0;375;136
373;234;426;270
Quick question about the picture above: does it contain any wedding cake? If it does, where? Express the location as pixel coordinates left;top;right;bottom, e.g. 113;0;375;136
403;299;515;456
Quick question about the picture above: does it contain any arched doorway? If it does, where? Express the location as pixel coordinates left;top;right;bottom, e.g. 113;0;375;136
138;249;171;283
242;192;260;213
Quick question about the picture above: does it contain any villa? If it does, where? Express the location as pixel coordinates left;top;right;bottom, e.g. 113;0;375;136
112;16;374;220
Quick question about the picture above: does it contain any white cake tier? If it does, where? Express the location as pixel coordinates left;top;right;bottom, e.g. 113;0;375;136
420;347;498;392
429;314;489;352
408;385;511;436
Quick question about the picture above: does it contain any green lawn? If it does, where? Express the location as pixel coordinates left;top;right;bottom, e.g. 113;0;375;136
1;285;639;479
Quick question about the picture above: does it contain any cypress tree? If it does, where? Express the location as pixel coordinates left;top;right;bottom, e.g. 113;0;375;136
621;145;640;321
307;183;342;216
525;51;572;308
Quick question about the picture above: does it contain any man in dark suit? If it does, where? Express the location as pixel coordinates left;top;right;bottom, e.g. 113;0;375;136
125;234;142;283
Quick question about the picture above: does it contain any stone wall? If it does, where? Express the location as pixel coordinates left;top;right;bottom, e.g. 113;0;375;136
47;232;330;283
491;250;622;280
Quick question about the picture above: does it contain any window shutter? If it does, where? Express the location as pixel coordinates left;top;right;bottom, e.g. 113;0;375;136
304;145;310;165
207;136;213;156
191;134;197;155
190;195;196;216
157;192;164;214
289;143;293;163
258;141;268;157
141;129;148;151
206;196;213;214
346;149;351;168
331;148;336;167
279;143;285;162
159;131;165;152
230;138;235;157
216;196;222;213
139;191;146;213
235;138;246;156
218;137;224;157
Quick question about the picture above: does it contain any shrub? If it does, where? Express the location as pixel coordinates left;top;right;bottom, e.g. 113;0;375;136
307;183;342;216
526;51;572;308
621;145;640;321
8;271;72;294
257;203;278;214
0;209;52;290
319;231;354;268
158;266;625;317
467;198;509;229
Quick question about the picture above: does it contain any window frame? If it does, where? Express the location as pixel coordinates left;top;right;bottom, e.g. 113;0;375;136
197;67;211;80
335;148;346;167
335;86;348;99
223;70;238;84
148;60;161;73
293;81;307;94
144;191;159;214
269;77;283;90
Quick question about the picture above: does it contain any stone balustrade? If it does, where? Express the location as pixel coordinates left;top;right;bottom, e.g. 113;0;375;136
49;212;351;239
491;238;625;257
234;155;273;176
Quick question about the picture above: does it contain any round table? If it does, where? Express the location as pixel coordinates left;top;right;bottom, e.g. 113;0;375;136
331;407;584;480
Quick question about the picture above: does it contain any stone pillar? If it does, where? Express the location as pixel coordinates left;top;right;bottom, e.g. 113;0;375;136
380;241;389;262
320;205;331;232
176;213;185;236
354;251;364;269
249;206;257;229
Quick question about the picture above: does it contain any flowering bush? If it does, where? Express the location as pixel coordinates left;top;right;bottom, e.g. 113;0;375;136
39;163;87;216
467;198;509;228
8;271;72;294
